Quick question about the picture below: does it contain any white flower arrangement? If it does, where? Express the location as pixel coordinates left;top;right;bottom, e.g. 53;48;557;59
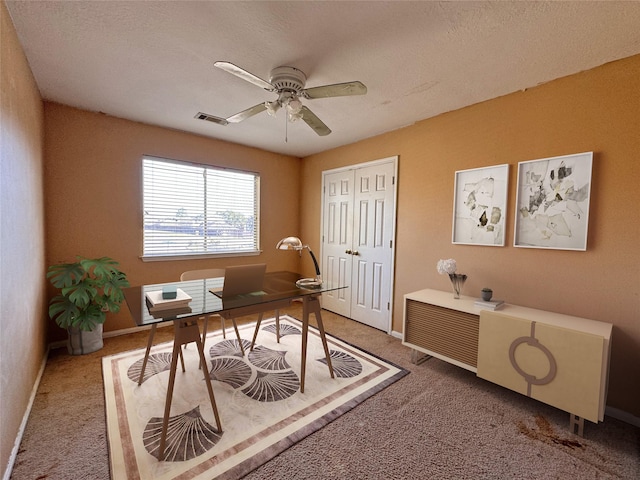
437;258;467;298
436;258;457;275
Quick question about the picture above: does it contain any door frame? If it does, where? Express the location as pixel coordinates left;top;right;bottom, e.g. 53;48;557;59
320;155;399;335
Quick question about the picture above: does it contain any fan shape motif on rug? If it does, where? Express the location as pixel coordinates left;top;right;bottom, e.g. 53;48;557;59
125;322;364;462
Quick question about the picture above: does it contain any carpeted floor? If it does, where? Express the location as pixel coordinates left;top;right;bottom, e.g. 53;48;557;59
10;305;640;479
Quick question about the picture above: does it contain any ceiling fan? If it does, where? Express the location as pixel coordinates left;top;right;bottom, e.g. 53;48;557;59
196;61;367;136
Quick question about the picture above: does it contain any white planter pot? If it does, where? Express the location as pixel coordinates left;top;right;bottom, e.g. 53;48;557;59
67;323;104;355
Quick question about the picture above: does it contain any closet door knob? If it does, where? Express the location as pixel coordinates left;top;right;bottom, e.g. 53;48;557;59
345;249;352;255
352;251;360;256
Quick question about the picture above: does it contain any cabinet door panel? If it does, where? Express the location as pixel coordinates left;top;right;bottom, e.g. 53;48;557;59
478;311;604;423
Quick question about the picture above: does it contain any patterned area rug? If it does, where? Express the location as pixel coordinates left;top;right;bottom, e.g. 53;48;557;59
103;315;408;479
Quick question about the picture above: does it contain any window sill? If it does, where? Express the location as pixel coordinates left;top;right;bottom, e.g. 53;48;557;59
140;251;262;262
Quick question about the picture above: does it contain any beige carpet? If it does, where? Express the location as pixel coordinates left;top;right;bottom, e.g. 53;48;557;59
10;305;640;479
102;315;408;479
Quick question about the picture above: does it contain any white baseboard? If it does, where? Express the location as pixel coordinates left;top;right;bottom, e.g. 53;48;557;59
103;322;172;338
390;330;403;339
3;346;49;480
49;322;172;350
48;339;67;350
605;405;640;427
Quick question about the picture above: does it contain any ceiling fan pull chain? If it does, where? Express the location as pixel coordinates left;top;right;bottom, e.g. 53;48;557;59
285;112;288;143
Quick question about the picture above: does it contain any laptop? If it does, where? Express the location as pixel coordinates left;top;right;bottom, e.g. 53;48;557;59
211;263;267;298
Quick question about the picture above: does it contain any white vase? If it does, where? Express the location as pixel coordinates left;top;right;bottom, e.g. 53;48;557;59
67;323;104;355
448;273;467;299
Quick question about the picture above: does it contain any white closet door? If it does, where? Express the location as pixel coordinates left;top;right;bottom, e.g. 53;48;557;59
349;162;395;330
321;158;397;332
321;169;354;318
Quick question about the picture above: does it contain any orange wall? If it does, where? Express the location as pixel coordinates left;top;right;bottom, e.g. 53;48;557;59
0;1;47;475
44;103;302;339
302;55;640;416
39;52;640;418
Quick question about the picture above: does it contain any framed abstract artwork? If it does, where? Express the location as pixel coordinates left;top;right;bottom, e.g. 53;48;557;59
514;152;593;250
452;164;509;246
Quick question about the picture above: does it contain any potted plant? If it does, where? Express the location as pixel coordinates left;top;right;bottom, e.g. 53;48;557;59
47;256;130;354
481;287;493;301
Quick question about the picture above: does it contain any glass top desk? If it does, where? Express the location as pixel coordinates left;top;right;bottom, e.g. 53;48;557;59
122;271;347;460
124;271;342;327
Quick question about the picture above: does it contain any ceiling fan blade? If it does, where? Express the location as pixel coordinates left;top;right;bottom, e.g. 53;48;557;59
301;106;331;136
302;81;367;99
214;61;274;91
225;103;268;123
194;112;228;126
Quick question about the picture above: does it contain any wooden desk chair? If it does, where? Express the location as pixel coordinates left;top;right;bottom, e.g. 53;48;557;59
180;268;245;356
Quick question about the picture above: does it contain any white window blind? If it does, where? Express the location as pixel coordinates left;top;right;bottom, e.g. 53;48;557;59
142;156;260;259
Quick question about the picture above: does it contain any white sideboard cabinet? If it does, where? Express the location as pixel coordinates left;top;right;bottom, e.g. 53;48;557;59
402;289;612;435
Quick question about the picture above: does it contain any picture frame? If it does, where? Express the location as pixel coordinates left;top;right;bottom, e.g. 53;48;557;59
452;164;509;246
514;152;593;250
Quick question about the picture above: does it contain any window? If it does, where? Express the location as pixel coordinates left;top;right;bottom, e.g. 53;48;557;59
142;156;260;259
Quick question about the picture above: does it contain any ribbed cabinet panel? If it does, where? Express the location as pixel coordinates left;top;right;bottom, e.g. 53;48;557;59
405;299;479;368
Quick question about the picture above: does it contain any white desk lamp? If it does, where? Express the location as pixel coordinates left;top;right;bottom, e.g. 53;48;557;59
276;236;322;288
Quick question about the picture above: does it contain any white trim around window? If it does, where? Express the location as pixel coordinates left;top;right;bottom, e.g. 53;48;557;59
141;155;260;261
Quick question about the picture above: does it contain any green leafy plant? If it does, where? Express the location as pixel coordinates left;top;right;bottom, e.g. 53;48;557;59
47;256;130;331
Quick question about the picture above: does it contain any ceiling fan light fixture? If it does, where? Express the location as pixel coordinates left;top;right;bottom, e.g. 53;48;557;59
265;101;280;116
288;110;303;122
286;96;303;115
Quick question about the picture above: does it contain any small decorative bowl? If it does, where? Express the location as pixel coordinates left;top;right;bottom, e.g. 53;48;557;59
481;288;493;301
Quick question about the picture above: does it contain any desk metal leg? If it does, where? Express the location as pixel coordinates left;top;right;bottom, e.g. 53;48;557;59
250;313;264;351
300;294;334;393
219;315;246;356
231;319;245;356
138;324;185;386
138;324;157;385
157;319;223;461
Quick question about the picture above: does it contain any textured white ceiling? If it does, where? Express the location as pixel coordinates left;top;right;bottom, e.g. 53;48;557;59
6;1;640;157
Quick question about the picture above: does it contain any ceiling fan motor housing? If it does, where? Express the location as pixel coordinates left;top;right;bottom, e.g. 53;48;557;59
269;66;307;93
